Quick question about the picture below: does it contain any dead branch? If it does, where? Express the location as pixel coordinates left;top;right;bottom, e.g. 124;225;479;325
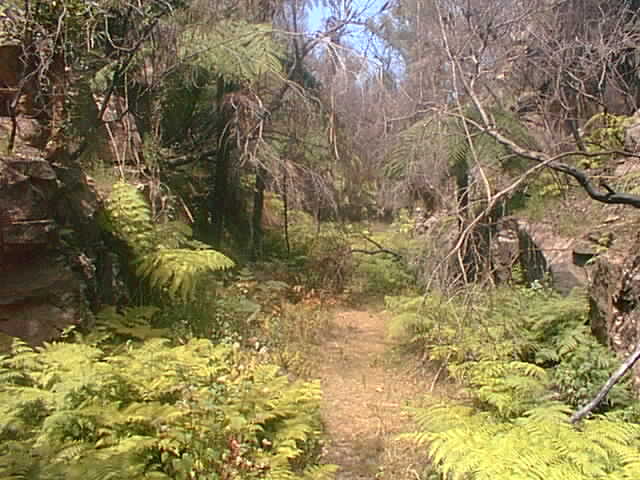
351;248;403;260
353;233;403;260
570;342;640;424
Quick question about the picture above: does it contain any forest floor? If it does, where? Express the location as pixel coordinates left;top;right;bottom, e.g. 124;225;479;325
313;308;438;480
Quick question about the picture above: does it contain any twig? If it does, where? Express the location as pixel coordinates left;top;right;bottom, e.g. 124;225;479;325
570;342;640;424
430;353;452;392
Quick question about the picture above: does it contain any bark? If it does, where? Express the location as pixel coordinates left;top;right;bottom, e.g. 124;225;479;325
283;171;291;256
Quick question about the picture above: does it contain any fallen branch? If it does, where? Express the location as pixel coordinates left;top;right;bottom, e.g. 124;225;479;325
351;248;403;260
570;342;640;424
353;234;403;261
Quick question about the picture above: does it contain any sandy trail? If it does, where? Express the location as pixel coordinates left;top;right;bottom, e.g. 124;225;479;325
316;310;431;479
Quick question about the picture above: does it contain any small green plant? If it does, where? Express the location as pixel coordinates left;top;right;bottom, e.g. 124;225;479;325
580;113;632;168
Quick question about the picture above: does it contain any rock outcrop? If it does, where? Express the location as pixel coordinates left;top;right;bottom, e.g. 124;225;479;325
492;217;590;294
0;155;124;344
589;239;640;387
589;242;640;353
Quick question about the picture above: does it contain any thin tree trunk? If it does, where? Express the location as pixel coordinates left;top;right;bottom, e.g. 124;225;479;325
251;165;266;259
283;171;290;256
8;104;17;153
211;135;230;248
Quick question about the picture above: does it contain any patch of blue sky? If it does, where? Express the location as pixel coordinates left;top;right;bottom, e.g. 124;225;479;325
305;0;403;75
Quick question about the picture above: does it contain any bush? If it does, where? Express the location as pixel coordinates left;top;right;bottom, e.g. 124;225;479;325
352;255;414;296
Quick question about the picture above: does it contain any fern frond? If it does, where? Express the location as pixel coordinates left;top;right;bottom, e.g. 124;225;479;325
301;463;339;480
96;306;169;341
180;20;283;83
104;182;154;255
136;248;234;301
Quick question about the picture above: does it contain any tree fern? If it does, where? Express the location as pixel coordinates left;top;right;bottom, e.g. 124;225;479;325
179;20;283;84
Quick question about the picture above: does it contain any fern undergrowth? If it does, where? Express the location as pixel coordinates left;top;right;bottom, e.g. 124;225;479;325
387;284;640;479
0;331;336;480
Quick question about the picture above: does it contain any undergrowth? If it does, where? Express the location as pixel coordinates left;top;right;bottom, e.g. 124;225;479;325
387;284;640;479
0;326;336;479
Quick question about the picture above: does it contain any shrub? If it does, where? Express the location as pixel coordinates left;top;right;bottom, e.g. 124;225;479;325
352;255;414;296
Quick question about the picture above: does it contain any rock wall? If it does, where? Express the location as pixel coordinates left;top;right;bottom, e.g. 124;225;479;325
491;217;589;294
590;241;640;363
0;155;124;344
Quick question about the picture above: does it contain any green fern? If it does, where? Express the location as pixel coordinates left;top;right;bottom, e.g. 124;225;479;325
104;182;154;255
0;337;334;479
103;181;235;302
404;402;640;480
393;283;640;479
136;248;234;302
94;306;170;341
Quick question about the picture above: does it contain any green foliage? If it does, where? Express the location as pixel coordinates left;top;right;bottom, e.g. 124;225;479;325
387;285;634;410
448;107;539;183
346;220;418;297
137;248;234;302
0;337;335;480
549;329;634;410
179;20;283;84
261;205;355;293
103;181;234;301
104;182;155;255
393;283;640;479
404;400;640;480
352;255;413;296
303;228;354;292
94;306;171;342
580;113;632;168
386;288;534;364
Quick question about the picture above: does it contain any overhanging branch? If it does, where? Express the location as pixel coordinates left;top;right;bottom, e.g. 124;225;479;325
352;234;403;261
463;87;640;208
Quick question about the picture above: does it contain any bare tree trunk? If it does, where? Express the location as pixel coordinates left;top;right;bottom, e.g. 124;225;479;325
251;165;266;259
283;171;291;256
211;134;230;248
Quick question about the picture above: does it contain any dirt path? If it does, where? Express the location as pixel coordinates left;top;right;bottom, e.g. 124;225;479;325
316;310;431;479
